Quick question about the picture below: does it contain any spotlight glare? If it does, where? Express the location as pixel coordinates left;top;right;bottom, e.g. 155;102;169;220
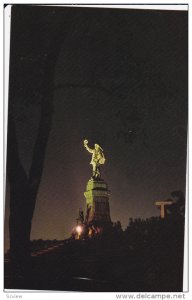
76;225;83;234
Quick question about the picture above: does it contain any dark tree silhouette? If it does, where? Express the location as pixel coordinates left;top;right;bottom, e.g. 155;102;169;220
124;213;185;291
7;6;70;273
167;190;185;218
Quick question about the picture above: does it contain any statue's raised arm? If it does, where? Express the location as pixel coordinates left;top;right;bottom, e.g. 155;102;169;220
84;140;94;154
83;139;105;180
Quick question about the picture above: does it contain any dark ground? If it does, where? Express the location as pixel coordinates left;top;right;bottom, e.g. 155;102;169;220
5;223;184;292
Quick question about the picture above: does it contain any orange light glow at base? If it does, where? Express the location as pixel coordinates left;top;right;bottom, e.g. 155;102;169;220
76;225;83;234
76;225;83;239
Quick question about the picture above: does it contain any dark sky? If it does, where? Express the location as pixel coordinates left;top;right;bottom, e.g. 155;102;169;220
5;5;188;250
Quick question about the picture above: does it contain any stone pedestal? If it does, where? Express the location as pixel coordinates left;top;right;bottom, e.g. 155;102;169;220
84;178;111;225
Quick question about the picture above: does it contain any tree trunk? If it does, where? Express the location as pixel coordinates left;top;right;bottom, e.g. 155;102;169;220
6;6;70;280
7;96;53;274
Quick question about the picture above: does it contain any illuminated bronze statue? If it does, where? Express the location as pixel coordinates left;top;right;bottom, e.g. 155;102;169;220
84;139;105;179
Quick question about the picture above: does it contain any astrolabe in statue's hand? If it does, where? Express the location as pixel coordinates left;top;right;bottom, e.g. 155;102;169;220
84;139;88;146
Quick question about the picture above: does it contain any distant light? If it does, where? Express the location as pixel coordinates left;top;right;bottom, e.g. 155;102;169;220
76;225;83;234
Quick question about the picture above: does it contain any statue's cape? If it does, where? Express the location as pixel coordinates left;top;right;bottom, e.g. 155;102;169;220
98;151;105;164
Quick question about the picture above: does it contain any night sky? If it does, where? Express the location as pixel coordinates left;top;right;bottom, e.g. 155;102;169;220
4;5;188;251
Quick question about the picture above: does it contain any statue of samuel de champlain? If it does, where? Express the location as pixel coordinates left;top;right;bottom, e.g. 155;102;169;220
83;139;106;180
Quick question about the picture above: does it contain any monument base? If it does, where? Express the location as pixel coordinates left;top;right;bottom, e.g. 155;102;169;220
84;178;112;231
